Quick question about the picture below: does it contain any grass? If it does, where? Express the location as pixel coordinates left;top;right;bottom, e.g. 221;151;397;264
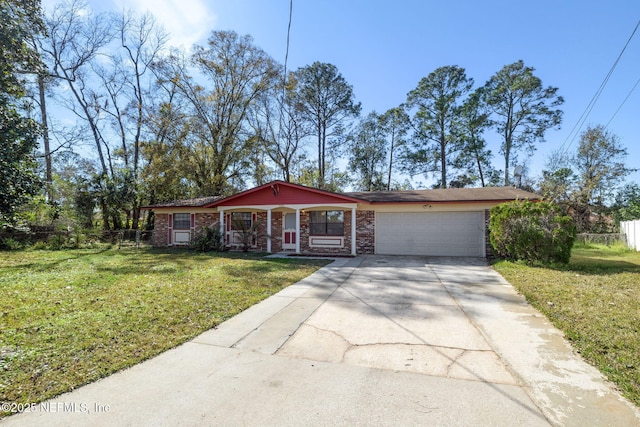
0;247;329;415
493;243;640;407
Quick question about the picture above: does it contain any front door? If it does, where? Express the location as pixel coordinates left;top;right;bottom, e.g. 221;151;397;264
282;213;296;250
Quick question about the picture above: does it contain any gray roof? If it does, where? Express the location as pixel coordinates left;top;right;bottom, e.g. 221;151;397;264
144;195;223;208
343;186;541;203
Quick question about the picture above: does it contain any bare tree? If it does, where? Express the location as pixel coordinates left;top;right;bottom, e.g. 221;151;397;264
93;11;167;228
152;31;280;195
250;72;310;182
41;0;116;178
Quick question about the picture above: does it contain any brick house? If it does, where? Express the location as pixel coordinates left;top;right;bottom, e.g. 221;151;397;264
145;180;539;257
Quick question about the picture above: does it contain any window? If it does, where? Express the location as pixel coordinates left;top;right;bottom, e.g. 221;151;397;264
173;213;191;230
231;212;252;230
309;211;344;236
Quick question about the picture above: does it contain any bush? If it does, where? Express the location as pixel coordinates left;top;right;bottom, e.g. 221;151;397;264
0;237;25;251
191;226;224;252
490;200;577;264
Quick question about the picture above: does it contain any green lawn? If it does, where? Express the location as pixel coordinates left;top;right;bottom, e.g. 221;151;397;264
493;243;640;407
0;248;329;415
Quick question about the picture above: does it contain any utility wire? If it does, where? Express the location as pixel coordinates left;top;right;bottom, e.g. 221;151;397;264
282;0;293;94
559;18;640;155
605;75;640;128
274;0;293;163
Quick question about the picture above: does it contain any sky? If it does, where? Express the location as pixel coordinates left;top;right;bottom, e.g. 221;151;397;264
44;0;640;189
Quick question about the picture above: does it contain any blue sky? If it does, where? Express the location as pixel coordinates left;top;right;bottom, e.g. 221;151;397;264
47;0;640;188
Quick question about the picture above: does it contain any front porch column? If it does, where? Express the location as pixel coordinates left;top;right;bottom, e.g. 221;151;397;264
219;208;225;244
266;208;272;253
351;207;357;255
295;208;301;254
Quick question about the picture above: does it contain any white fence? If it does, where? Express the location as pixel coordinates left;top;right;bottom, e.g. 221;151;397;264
621;220;640;251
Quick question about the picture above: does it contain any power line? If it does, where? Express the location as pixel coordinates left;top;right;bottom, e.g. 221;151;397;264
605;75;640;128
559;18;640;155
282;0;293;89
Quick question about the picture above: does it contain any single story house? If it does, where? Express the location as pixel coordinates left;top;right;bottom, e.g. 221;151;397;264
145;180;540;257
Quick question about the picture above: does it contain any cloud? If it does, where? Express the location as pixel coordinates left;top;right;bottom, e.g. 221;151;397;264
111;0;217;48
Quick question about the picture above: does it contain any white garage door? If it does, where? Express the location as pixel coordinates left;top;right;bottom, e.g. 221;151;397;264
375;212;485;257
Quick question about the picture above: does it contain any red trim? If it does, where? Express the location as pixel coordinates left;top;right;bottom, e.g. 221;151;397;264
190;213;195;228
204;180;366;207
168;214;173;245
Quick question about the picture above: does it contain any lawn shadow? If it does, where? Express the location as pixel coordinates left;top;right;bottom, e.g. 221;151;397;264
560;251;640;275
219;256;330;278
0;247;112;275
92;248;327;276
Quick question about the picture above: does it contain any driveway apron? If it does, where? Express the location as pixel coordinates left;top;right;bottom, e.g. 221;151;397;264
3;256;639;427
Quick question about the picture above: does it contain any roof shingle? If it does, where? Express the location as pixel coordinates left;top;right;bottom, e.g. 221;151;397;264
144;195;223;208
343;186;540;203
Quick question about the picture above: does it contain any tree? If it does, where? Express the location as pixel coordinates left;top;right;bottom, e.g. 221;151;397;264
571;125;634;231
143;53;196;206
348;112;388;191
379;107;410;191
482;60;563;185
250;72;310;182
404;66;473;188
152;31;280;195
41;3;172;230
540;126;635;232
538;150;575;208
0;0;45;225
94;11;167;229
41;0;116;179
612;183;640;224
40;0;122;228
294;62;360;188
456;89;497;187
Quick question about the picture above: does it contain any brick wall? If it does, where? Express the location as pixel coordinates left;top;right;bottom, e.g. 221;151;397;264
153;213;169;246
195;212;220;237
271;211;283;253
256;212;268;251
356;210;375;254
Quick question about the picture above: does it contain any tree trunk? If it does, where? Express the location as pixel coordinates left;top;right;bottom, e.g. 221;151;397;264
471;130;486;187
440;132;447;189
38;75;53;201
387;128;394;191
504;147;511;186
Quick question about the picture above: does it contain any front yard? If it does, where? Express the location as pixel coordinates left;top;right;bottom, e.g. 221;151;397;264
494;243;640;407
0;248;329;416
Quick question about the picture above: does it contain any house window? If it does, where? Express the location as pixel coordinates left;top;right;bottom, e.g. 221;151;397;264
309;211;344;236
173;213;191;230
231;212;252;230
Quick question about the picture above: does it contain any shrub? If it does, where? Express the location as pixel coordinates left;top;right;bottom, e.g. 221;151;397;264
191;226;224;252
490;200;577;264
0;237;25;251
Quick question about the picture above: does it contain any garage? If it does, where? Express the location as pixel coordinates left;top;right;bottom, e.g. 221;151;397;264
375;211;485;257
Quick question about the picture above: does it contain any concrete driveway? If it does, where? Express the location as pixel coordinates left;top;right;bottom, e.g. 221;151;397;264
3;256;639;426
